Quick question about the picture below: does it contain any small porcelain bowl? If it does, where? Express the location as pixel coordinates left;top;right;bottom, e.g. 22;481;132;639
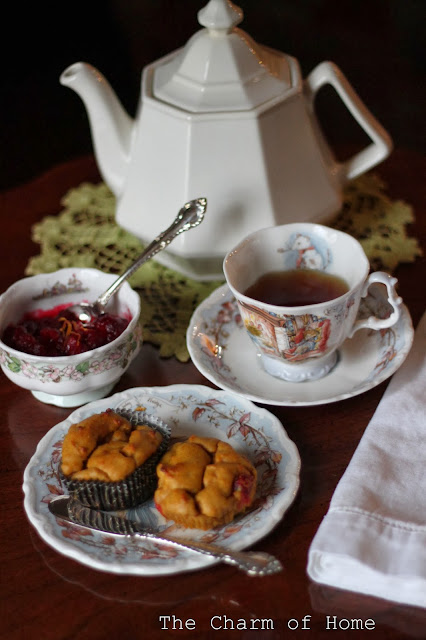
0;268;142;407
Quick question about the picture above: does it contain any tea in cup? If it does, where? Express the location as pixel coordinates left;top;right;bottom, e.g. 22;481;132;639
223;223;402;382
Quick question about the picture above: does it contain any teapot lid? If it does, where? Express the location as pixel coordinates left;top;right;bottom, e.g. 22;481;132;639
152;0;295;113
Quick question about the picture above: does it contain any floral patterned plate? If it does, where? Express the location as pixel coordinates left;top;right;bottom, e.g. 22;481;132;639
187;284;414;406
23;384;300;575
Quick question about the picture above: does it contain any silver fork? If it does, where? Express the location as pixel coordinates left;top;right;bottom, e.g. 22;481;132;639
49;495;282;576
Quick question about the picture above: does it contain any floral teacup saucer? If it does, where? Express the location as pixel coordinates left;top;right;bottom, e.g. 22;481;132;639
187;284;414;407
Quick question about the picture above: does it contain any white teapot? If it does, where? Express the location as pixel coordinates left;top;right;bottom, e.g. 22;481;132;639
60;0;392;280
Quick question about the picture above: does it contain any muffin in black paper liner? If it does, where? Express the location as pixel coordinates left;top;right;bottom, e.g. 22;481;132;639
60;410;171;511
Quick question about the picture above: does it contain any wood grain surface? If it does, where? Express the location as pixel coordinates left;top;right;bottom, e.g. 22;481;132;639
0;149;424;639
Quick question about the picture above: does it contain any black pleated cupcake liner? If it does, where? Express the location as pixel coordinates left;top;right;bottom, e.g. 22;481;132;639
60;411;171;511
67;495;142;534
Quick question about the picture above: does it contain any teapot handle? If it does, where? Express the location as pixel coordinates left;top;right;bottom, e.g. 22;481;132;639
305;61;393;182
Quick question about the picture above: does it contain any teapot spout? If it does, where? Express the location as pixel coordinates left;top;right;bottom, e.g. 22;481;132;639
60;62;133;195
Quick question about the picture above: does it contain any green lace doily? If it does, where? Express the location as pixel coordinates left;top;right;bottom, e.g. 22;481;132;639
26;174;422;361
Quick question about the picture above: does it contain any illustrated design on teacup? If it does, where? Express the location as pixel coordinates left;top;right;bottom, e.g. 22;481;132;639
280;232;331;271
238;231;358;364
239;303;332;363
223;223;403;383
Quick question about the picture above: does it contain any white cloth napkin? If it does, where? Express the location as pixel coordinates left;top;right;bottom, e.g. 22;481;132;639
308;310;426;608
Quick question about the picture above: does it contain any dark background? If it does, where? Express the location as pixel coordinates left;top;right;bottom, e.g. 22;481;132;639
0;0;424;191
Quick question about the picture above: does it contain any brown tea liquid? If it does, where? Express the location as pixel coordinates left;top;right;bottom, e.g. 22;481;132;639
244;269;349;306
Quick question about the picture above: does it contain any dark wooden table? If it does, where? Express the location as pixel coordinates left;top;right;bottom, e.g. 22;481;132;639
1;150;425;639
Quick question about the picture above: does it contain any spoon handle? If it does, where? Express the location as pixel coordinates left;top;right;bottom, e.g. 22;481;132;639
95;198;207;312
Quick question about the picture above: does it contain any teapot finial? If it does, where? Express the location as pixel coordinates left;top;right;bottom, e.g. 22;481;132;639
198;0;243;33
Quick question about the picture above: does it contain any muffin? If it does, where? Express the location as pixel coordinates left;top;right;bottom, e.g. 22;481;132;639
154;435;257;530
61;408;170;510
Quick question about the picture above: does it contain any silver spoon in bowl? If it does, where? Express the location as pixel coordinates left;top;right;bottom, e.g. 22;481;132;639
68;197;207;323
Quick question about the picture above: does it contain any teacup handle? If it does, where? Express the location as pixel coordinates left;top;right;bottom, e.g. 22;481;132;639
349;272;402;337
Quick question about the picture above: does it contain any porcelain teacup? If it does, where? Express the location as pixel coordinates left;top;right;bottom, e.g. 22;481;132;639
223;223;403;382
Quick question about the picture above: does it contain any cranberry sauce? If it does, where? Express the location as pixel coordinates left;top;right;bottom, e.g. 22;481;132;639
2;305;130;356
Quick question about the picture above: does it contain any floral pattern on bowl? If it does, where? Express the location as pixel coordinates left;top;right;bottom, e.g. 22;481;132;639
32;274;88;299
